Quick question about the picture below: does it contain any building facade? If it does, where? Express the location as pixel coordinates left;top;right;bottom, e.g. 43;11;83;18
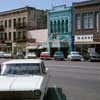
27;29;48;56
72;0;100;55
0;6;47;53
48;5;72;57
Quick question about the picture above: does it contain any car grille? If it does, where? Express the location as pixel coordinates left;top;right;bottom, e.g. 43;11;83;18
72;56;81;59
0;91;39;100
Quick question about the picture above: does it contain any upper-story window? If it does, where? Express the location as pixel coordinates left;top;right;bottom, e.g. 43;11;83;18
76;14;81;30
5;20;7;28
9;20;12;28
62;20;64;33
9;32;11;40
0;20;3;25
18;18;21;23
13;19;16;28
23;17;26;22
83;13;93;29
66;20;68;32
58;20;60;32
50;21;53;33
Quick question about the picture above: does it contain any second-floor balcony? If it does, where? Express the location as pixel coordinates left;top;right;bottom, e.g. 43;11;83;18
14;37;27;43
0;25;4;31
15;22;27;30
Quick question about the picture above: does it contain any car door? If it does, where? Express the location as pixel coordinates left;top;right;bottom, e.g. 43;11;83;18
41;62;49;94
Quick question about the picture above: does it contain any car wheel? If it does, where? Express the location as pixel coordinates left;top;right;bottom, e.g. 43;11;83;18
89;59;91;62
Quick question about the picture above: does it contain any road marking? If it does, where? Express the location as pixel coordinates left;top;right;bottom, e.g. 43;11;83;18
54;85;62;100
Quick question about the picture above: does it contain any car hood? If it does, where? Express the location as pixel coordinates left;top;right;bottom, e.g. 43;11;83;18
0;75;44;91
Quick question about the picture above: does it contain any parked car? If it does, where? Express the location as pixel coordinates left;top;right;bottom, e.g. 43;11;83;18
0;59;49;100
25;52;37;59
40;52;51;60
16;52;24;59
53;51;64;60
3;52;13;58
67;51;83;61
0;51;5;58
88;52;100;62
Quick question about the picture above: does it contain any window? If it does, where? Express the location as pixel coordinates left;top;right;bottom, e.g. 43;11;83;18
62;20;64;33
4;33;7;40
83;13;93;29
50;21;53;33
0;33;3;39
54;21;56;32
23;17;26;22
66;20;68;32
5;20;7;28
88;13;93;28
13;19;16;28
9;32;11;40
22;31;26;39
76;14;81;29
1;21;3;25
13;32;16;41
9;20;11;28
58;20;60;32
18;18;21;23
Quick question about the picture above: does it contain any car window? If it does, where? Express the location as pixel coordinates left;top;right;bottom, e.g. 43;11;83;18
3;63;41;75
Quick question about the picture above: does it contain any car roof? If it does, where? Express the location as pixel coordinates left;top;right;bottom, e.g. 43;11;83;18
41;52;49;53
2;59;42;64
71;51;79;53
55;51;63;53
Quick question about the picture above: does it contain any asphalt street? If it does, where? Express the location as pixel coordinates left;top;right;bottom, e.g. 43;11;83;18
44;60;100;100
0;59;100;100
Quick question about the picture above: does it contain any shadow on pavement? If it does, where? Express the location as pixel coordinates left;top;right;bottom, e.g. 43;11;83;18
46;87;67;100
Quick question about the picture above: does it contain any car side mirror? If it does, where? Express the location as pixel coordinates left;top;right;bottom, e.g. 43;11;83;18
46;68;48;72
43;68;48;74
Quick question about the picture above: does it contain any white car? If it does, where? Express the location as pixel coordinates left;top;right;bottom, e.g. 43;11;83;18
25;52;37;59
67;51;83;61
3;52;12;58
0;51;5;58
0;59;49;100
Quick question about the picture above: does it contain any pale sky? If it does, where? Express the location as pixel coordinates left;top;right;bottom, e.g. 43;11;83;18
0;0;87;12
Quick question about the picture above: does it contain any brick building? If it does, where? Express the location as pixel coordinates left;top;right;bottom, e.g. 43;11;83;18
72;0;100;55
0;6;47;53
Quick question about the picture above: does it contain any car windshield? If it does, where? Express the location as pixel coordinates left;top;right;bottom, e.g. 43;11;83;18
55;52;63;55
3;63;40;75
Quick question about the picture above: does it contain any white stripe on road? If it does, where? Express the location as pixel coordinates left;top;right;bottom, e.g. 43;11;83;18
54;85;62;100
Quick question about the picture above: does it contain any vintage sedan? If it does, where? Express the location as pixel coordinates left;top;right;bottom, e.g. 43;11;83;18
0;59;49;100
40;52;51;60
53;51;64;60
67;51;83;61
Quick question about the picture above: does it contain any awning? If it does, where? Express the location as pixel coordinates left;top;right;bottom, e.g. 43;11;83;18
38;46;44;49
74;42;100;44
26;46;38;49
